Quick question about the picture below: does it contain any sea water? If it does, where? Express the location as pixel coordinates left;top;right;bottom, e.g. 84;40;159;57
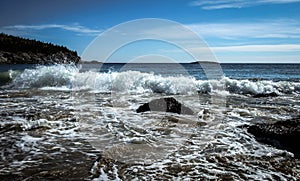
0;63;300;180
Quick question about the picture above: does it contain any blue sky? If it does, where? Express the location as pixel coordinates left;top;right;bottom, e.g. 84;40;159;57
0;0;300;63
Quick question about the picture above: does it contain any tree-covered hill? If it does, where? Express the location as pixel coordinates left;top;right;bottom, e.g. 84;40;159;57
0;33;80;64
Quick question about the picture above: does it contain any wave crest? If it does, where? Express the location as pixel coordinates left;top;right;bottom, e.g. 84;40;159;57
12;64;78;88
9;64;300;96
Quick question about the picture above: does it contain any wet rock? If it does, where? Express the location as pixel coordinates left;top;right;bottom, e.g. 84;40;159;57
197;108;211;120
136;97;194;115
247;117;300;158
253;92;278;98
0;124;22;134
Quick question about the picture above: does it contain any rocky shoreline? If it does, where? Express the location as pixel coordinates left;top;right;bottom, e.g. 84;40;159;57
0;51;80;64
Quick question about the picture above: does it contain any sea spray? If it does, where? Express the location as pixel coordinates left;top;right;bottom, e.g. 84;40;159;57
12;64;78;88
9;64;300;96
1;64;300;180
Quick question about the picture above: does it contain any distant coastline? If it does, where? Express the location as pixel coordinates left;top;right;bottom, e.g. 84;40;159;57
190;61;220;64
79;60;103;64
0;33;80;64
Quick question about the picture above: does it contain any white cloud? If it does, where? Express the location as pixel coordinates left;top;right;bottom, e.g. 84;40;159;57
135;20;300;45
212;44;300;52
190;0;300;10
195;44;300;63
161;44;300;54
3;24;102;36
187;20;300;39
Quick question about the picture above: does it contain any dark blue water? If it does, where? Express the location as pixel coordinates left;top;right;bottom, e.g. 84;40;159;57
82;63;300;82
221;64;300;82
0;64;37;72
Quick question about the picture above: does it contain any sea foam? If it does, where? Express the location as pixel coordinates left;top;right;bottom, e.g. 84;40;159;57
10;64;300;96
12;64;78;88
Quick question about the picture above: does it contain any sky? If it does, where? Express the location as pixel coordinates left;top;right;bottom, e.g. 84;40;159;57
0;0;300;63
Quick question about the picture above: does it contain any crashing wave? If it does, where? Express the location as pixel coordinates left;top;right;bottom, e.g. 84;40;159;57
9;64;300;96
12;64;78;88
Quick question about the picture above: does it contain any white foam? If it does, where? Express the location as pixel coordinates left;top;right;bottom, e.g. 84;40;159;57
12;64;78;88
39;86;72;91
11;64;300;96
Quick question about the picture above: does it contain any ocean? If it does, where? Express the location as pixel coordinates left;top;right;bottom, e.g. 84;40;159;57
0;63;300;180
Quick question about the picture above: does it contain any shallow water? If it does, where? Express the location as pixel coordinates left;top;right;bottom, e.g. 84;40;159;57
0;64;300;180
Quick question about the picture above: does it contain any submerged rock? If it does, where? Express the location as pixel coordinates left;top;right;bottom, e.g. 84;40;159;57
136;97;194;115
247;117;300;158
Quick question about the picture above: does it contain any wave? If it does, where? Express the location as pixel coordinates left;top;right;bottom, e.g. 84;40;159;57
0;70;21;86
11;64;78;88
222;77;300;95
8;64;300;96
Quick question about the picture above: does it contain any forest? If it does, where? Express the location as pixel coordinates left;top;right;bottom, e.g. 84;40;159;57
0;33;77;55
0;33;80;64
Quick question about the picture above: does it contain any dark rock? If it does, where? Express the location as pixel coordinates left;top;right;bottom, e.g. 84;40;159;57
253;92;278;98
136;97;194;115
0;124;22;134
247;117;300;158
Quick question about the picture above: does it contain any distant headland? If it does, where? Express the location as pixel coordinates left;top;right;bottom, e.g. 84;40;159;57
0;33;80;64
190;61;219;64
78;60;103;64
